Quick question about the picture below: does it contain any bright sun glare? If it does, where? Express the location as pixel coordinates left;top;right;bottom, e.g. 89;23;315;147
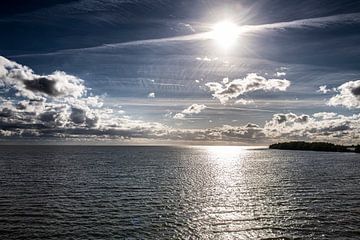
211;21;239;49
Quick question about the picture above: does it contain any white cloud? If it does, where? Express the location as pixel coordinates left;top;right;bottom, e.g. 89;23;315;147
173;104;206;119
0;56;85;100
179;23;195;32
173;113;185;119
222;77;229;84
328;80;360;109
0;56;169;138
195;56;218;62
182;104;206;114
275;72;286;77
235;98;254;105
148;92;155;98
241;13;360;33
317;85;333;94
13;13;360;58
205;73;290;104
264;112;360;144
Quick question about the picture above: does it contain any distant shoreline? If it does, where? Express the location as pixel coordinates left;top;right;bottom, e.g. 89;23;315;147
269;141;360;153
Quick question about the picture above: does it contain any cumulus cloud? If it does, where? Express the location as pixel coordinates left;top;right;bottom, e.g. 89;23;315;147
173;104;206;119
205;73;290;104
173;113;185;119
0;56;359;144
0;56;85;100
172;112;358;144
0;56;157;138
182;104;206;114
166;123;266;143
264;112;360;143
317;85;333;94
0;56;214;142
328;80;360;109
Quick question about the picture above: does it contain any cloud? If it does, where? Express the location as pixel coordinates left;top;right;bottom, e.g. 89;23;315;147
0;57;224;142
173;113;185;119
11;12;360;58
196;56;218;62
270;113;309;124
235;99;254;105
169;111;360;144
241;13;360;33
1;56;359;145
173;104;206;119
205;73;290;104
264;112;360;144
317;85;333;94
166;123;266;143
182;104;206;114
0;56;85;100
179;23;195;33
0;56;111;135
275;72;286;77
328;80;360;108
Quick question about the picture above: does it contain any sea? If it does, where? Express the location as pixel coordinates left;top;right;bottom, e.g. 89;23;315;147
0;145;359;239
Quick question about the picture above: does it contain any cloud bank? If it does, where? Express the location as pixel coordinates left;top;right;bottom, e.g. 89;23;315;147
264;112;360;143
0;57;359;145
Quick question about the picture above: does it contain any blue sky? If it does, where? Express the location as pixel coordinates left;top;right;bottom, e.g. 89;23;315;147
0;0;359;144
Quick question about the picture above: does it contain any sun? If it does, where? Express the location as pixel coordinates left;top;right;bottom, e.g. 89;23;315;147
211;21;239;49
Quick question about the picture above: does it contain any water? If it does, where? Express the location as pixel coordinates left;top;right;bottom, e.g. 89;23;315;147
0;145;359;239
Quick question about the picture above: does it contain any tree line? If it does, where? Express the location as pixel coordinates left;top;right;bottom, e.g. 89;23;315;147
269;141;360;153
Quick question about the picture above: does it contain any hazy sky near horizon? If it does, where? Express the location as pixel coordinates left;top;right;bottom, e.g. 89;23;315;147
0;0;359;144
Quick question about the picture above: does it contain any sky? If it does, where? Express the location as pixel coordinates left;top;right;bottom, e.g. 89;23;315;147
0;0;360;145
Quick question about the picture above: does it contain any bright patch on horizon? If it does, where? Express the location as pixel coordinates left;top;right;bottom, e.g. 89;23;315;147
211;21;239;49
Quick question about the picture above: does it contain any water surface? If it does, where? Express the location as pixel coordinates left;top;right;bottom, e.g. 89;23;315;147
0;146;359;239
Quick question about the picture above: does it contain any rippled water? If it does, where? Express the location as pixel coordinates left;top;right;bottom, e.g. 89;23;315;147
0;145;359;239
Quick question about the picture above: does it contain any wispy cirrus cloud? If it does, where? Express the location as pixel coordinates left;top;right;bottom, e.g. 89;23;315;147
240;12;360;33
10;12;360;58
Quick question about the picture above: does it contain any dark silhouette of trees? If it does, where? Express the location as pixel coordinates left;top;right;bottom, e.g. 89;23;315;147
269;141;359;153
355;145;360;153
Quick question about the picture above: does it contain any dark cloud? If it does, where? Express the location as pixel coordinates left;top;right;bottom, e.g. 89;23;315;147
351;86;360;96
23;77;60;96
70;108;86;124
0;108;12;118
69;107;99;127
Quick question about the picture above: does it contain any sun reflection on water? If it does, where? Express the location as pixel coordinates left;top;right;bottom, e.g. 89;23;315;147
205;146;248;163
200;146;257;237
